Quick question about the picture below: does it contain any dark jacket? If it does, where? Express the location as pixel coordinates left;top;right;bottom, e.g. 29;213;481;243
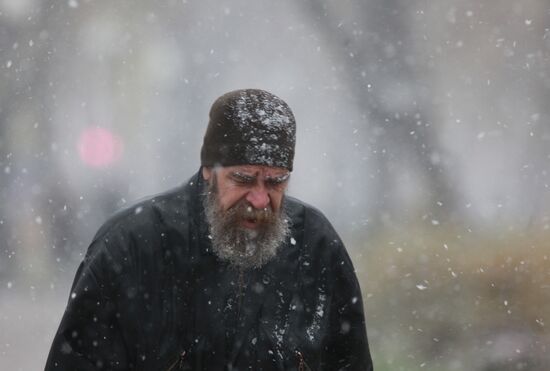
46;172;373;371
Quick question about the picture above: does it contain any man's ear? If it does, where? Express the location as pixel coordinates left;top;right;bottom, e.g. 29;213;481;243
202;166;212;181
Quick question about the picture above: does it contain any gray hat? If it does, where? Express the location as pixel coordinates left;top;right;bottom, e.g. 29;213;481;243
200;89;296;171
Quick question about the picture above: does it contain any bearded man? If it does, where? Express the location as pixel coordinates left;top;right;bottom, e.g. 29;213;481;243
46;89;374;370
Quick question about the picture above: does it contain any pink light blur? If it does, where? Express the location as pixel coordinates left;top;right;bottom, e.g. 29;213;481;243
77;127;123;168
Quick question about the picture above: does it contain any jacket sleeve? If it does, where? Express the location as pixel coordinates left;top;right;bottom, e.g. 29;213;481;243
322;240;374;371
45;240;129;370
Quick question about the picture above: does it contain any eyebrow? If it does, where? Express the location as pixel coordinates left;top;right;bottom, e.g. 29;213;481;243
265;173;290;183
231;171;290;184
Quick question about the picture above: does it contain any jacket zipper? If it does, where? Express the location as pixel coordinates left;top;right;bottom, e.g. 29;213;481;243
236;267;245;319
165;350;186;371
295;350;312;371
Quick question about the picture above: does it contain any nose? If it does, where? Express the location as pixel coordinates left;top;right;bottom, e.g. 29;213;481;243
246;185;270;210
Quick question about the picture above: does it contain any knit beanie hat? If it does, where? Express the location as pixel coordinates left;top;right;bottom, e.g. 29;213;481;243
200;89;296;171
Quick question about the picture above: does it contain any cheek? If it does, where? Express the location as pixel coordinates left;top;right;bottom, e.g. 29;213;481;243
271;193;284;211
219;190;248;211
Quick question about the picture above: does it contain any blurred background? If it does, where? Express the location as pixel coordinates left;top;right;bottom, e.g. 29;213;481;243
1;0;549;369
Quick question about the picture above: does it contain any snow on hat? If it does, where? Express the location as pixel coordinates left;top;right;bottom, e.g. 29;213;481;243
200;89;296;171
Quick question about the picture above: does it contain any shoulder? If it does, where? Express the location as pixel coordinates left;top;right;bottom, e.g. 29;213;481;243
284;196;361;298
283;195;348;274
90;174;201;247
284;195;340;240
80;175;203;274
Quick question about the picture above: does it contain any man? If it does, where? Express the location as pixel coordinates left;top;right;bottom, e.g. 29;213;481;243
46;89;373;370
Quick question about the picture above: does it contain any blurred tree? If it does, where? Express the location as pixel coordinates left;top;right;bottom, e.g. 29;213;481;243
298;0;461;234
0;1;58;281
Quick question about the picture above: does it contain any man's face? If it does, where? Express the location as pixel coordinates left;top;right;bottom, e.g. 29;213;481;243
202;164;291;269
202;165;290;227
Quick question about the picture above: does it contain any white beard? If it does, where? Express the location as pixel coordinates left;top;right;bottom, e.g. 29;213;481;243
202;180;290;269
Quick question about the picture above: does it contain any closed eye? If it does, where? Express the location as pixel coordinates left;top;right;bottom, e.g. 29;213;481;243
265;173;290;188
230;172;256;185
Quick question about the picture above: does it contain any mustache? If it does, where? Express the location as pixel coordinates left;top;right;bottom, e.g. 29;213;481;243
227;199;277;225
